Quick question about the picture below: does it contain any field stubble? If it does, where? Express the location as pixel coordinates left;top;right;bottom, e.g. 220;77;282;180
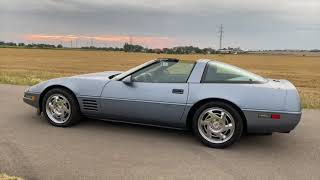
0;48;319;108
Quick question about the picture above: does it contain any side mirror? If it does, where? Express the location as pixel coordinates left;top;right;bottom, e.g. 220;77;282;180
122;75;133;84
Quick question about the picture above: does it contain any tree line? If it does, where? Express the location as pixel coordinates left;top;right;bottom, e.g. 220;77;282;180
0;41;63;49
0;41;245;54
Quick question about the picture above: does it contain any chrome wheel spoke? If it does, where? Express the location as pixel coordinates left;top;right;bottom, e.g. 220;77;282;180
62;105;70;113
220;112;226;121
215;132;226;140
224;123;233;131
198;108;235;144
200;120;210;126
207;111;214;118
208;111;220;120
205;127;212;138
46;94;71;124
48;102;54;111
52;112;60;119
54;96;59;103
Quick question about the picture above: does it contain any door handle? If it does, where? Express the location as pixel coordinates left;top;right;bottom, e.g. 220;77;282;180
172;89;184;94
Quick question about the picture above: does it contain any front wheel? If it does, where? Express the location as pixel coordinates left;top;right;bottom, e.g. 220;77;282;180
42;88;81;127
193;102;243;148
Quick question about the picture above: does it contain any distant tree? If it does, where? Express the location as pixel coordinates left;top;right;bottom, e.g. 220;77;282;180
57;44;63;48
123;43;131;52
26;44;34;48
6;42;17;46
18;43;25;46
123;43;144;52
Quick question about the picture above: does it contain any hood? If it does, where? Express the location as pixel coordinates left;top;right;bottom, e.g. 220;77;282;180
72;71;123;80
28;71;124;96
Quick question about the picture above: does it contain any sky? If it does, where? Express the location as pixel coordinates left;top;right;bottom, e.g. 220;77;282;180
0;0;319;49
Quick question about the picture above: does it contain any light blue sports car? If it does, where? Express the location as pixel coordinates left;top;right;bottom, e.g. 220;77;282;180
23;58;301;148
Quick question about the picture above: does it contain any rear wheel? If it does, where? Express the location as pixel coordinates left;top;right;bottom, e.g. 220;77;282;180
193;102;243;148
42;88;81;127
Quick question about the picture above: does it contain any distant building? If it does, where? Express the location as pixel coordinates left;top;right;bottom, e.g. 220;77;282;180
217;47;244;54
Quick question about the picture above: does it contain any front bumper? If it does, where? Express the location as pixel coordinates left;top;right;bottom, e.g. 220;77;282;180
23;88;40;108
244;109;302;133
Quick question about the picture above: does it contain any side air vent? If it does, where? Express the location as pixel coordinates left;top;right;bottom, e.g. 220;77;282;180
82;99;98;111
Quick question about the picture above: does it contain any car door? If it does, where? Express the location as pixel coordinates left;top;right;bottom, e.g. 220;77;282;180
100;60;195;128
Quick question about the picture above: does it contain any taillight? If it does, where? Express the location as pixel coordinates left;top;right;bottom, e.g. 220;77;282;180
271;114;281;119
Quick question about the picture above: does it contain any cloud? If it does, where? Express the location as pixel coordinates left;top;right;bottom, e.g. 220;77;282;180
22;34;178;48
1;0;320;49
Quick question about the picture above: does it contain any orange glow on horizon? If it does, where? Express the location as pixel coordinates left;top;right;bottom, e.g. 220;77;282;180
22;34;177;48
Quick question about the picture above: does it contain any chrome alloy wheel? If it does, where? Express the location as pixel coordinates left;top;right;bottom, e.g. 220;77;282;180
198;108;235;144
45;94;71;124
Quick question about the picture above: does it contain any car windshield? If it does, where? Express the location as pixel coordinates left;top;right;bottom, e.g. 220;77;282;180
111;60;155;80
202;61;267;83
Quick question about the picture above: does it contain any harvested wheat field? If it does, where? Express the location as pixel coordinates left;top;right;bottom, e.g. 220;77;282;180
0;48;319;108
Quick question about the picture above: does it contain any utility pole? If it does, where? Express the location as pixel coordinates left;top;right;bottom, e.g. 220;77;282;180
219;24;224;50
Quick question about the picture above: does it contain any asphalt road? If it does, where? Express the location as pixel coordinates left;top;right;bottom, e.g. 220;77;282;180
0;84;319;180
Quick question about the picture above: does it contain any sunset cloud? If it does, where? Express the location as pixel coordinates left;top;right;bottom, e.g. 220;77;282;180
22;34;178;48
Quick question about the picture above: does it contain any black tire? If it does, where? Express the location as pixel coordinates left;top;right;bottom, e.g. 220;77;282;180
192;102;243;148
42;88;81;127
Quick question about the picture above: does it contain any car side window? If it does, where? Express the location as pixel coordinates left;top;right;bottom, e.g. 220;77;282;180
202;61;266;83
131;60;195;83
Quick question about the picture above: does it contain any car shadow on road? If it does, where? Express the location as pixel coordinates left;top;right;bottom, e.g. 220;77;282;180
32;113;292;152
78;117;291;151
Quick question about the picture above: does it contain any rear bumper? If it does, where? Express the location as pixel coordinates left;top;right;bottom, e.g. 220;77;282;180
23;89;40;108
243;109;301;133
